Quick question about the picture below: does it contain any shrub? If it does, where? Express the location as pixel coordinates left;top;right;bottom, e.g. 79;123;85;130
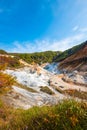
0;100;87;130
64;89;87;100
0;63;7;71
15;82;37;93
40;86;54;95
0;56;21;68
0;72;15;93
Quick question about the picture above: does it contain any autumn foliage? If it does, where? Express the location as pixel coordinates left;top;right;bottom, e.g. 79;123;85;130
0;72;15;88
0;56;20;68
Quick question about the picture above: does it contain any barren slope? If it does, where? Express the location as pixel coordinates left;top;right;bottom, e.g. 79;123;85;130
59;42;87;71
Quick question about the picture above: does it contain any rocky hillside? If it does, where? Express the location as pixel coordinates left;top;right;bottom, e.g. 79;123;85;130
59;41;87;71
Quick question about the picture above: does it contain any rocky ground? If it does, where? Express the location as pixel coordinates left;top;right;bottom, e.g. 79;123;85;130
2;62;87;109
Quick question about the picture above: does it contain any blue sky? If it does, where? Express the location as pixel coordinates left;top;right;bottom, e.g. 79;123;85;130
0;0;87;52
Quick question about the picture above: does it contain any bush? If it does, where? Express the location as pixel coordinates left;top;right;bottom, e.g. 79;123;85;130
64;89;87;100
0;56;21;68
0;63;7;71
0;100;87;130
15;82;37;93
40;86;54;95
0;72;15;89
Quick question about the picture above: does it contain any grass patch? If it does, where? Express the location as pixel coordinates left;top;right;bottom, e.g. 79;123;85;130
0;63;7;71
0;99;87;130
40;86;54;95
55;87;64;94
15;82;37;93
64;89;87;100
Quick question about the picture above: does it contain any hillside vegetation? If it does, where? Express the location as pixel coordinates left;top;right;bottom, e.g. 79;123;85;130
54;41;87;62
59;41;87;71
0;72;15;94
0;50;7;54
0;100;87;130
11;51;61;64
0;56;21;68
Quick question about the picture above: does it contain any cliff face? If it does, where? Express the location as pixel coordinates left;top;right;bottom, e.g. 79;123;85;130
59;42;87;71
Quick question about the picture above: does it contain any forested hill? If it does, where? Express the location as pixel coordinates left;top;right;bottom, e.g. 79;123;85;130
10;51;61;64
0;50;7;54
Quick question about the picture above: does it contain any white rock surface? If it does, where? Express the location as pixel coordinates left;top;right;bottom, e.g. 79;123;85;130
5;67;51;91
10;86;64;109
44;62;60;74
66;71;87;84
3;64;87;109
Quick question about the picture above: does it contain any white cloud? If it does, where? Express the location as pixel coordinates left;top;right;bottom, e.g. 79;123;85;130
8;32;87;53
72;26;87;33
80;27;87;32
72;26;79;31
